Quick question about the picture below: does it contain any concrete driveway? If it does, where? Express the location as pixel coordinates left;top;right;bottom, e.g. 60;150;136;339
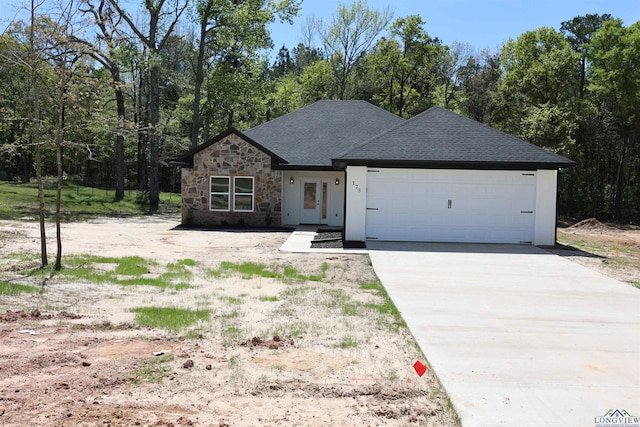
367;242;640;427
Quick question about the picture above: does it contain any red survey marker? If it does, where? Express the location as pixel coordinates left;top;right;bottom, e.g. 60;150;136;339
413;360;427;377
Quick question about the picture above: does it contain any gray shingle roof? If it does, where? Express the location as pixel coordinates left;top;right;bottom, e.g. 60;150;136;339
244;100;406;168
335;106;575;169
174;103;575;170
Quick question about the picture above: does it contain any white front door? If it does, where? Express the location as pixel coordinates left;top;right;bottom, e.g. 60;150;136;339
300;180;321;224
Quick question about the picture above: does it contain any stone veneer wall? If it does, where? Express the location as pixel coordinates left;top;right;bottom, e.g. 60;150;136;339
180;133;282;227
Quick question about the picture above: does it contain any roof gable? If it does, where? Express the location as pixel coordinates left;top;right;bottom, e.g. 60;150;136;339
334;106;575;169
244;100;406;168
171;128;287;168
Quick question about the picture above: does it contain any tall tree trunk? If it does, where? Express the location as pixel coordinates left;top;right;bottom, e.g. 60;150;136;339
55;82;65;271
31;0;47;268
114;72;125;200
613;135;632;219
148;62;160;210
204;98;211;143
190;3;211;149
338;68;347;100
135;68;148;192
226;110;234;129
578;57;586;102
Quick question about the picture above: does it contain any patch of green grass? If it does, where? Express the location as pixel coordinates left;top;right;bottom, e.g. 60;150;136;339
28;254;191;290
360;278;406;331
359;281;380;290
113;256;150;275
128;354;174;384
0;280;42;296
130;307;210;332
171;282;192;291
342;303;359;316
43;303;69;311
258;295;278;302
314;262;330;280
0;252;37;264
220;308;240;318
220;262;279;279
280;265;318;283
207;262;327;284
176;259;197;267
162;259;197;281
0;180;180;221
336;336;359;349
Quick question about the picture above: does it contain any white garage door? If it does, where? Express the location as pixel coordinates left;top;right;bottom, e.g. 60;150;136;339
366;169;537;244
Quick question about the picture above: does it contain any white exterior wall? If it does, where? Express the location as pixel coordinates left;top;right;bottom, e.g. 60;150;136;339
534;169;558;246
281;170;345;226
344;166;368;241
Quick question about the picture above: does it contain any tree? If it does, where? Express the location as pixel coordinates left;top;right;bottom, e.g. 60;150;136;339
317;0;392;100
299;59;334;103
78;0;129;200
561;13;612;102
501;27;579;108
31;0;48;268
365;15;444;116
457;49;501;123
440;41;473;110
112;0;189;210
291;42;323;74
587;19;640;219
0;26;33;182
272;45;294;78
49;0;81;270
189;0;299;148
268;73;301;118
498;27;580;138
205;55;269;133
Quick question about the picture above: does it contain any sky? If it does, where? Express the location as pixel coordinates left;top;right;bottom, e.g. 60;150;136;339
1;0;639;58
269;0;640;55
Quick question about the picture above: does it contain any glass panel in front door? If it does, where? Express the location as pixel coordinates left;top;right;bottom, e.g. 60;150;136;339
304;183;316;209
322;182;327;219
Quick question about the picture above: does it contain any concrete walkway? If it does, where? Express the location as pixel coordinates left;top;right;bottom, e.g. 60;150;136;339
279;227;367;254
367;242;640;427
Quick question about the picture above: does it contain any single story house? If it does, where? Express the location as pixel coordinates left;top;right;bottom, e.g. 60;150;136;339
172;100;575;246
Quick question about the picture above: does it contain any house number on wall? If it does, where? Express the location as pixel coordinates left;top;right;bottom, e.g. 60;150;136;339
351;181;362;193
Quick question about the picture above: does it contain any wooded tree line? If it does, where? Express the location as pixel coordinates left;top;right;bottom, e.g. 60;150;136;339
0;0;638;222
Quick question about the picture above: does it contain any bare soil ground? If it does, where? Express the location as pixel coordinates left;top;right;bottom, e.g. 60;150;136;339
0;217;458;427
550;218;640;288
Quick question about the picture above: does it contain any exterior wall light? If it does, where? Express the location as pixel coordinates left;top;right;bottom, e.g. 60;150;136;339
335;178;340;185
290;177;294;184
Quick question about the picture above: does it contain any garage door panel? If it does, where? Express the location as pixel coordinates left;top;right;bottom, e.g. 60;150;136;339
365;169;536;244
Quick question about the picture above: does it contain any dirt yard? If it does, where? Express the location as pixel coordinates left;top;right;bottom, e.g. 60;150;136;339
0;217;458;427
552;218;640;288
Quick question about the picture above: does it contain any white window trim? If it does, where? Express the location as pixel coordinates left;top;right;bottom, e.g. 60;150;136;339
233;176;254;212
210;176;230;211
